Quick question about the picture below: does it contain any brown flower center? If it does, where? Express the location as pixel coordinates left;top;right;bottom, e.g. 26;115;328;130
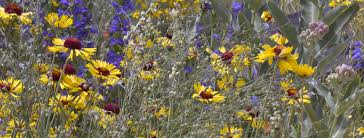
222;51;234;61
79;83;90;91
0;82;11;92
64;64;76;74
5;3;23;15
104;103;120;114
51;69;61;81
274;45;285;56
287;89;298;98
143;61;154;71
64;38;82;49
97;67;110;76
200;90;213;99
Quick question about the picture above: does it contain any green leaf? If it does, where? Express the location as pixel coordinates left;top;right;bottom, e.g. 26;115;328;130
308;78;335;113
335;88;364;116
301;0;319;24
319;4;359;47
304;104;329;137
267;1;300;48
316;43;347;74
322;6;346;26
210;0;233;24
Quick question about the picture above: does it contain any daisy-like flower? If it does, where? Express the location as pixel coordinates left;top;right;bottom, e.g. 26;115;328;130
255;33;298;74
329;0;356;7
139;60;161;81
261;10;273;22
44;12;73;29
154;106;170;118
47;37;96;60
207;44;251;75
236;110;267;129
62;75;103;101
217;75;246;91
39;64;76;87
0;3;32;25
0;77;24;94
156;36;175;50
33;63;50;73
86;60;121;86
48;93;75;112
293;64;315;78
219;125;243;138
192;82;225;104
5;119;36;138
357;127;364;135
280;81;311;105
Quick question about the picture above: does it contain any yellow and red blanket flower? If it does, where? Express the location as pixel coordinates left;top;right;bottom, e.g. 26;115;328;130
192;82;225;104
255;44;298;74
280;80;311;105
236;110;268;129
207;44;251;75
5;118;36;138
86;60;121;86
216;75;246;91
261;10;273;22
219;125;243;138
39;64;76;88
0;3;32;25
62;75;104;101
139;60;160;81
47;37;96;61
0;77;23;94
44;12;73;29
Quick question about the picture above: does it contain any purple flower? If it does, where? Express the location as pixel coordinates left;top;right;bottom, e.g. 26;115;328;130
106;50;123;67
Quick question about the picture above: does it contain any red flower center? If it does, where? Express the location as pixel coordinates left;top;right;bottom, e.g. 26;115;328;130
5;3;23;15
104;103;120;114
0;82;11;92
222;51;234;61
274;45;285;56
64;38;82;50
143;61;154;71
64;64;76;74
287;89;298;98
200;91;213;99
51;69;61;81
97;67;110;76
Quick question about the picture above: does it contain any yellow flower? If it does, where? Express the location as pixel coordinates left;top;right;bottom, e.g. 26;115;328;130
236;111;267;129
44;12;73;29
219;125;243;138
357;127;364;135
48;127;57;138
139;61;160;81
0;77;24;94
255;44;298;74
217;75;234;91
155;107;170;118
0;3;32;25
33;63;49;73
192;82;225;104
86;60;121;86
261;10;273;22
62;75;104;101
6;118;36;137
48;94;75;112
270;33;289;45
47;37;96;60
156;37;175;49
99;113;116;129
281;85;311;105
293;64;315;78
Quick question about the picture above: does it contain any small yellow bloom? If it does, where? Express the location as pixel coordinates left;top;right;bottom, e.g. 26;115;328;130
155;107;170;118
0;3;33;25
192;82;225;104
47;37;96;60
0;77;24;94
261;10;273;22
357;127;364;135
86;60;121;86
293;64;315;78
219;125;243;138
44;12;73;29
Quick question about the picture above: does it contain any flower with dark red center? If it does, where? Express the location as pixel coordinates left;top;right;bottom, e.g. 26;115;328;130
143;61;155;71
64;64;76;74
97;68;111;76
199;91;214;99
104;103;120;114
274;45;285;56
221;51;234;61
4;3;23;15
64;38;83;50
287;89;298;98
0;82;11;92
51;69;61;81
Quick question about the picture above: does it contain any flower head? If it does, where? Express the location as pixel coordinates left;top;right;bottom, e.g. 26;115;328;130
44;12;73;29
192;82;225;104
219;125;243;138
47;37;96;60
86;60;121;86
261;10;273;22
293;64;315;78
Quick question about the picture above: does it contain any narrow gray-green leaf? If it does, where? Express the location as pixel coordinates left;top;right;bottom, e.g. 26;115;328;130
316;43;347;74
308;78;336;113
335;88;364;116
304;104;329;137
267;1;300;47
301;0;319;24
